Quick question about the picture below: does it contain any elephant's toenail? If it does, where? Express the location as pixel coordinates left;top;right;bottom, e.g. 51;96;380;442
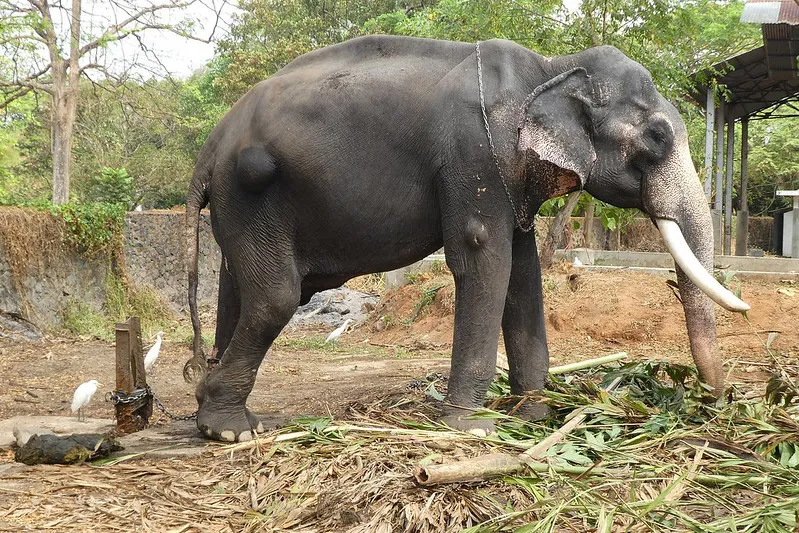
469;428;488;438
256;422;264;432
220;430;236;442
238;431;254;442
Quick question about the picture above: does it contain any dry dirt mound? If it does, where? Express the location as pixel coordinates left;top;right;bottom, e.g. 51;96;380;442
360;268;799;369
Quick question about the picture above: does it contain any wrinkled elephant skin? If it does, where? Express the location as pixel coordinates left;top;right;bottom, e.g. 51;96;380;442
184;36;748;441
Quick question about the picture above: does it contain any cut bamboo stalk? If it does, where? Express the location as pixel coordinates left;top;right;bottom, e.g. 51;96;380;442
496;352;626;374
549;353;627;375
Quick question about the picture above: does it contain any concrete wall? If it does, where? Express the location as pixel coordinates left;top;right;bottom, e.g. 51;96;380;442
537;216;775;254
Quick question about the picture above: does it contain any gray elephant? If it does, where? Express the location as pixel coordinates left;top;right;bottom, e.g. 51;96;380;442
184;35;749;442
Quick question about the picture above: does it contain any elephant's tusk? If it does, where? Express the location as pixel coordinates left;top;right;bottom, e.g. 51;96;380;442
656;218;751;313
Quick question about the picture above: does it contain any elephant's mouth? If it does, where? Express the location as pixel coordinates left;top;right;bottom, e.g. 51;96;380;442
655;218;750;313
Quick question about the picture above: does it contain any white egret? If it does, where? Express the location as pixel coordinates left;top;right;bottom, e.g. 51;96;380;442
71;379;100;421
325;319;354;345
144;331;165;373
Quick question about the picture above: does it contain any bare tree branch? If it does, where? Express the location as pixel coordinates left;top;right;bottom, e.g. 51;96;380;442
78;0;197;57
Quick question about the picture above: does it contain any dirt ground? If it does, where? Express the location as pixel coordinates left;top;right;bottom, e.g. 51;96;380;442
1;268;797;427
1;268;797;530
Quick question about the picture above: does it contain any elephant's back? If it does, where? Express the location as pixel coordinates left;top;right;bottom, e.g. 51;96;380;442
275;35;475;79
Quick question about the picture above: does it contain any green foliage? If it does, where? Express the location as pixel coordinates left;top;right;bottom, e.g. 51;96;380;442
539;193;641;232
49;202;126;256
71;80;196;208
88;167;133;206
363;0;566;55
63;274;173;340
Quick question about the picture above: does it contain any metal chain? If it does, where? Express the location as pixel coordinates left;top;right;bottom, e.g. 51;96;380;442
152;395;198;421
107;386;197;421
476;41;535;233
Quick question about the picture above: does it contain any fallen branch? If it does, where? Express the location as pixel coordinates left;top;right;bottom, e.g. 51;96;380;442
215;424;476;455
414;377;623;485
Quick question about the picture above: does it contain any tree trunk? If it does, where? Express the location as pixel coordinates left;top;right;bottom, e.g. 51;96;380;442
51;90;76;204
539;192;582;270
50;0;81;205
583;196;595;248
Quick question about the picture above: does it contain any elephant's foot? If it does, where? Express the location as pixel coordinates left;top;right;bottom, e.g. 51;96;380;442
510;399;551;421
196;405;265;442
440;406;496;436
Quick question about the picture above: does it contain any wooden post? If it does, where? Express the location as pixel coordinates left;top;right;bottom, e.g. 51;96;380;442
703;88;715;200
114;317;152;434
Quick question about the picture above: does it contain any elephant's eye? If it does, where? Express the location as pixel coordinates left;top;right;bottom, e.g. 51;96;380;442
642;119;673;159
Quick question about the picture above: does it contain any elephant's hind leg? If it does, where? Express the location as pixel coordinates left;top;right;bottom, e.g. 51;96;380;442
502;230;550;420
196;260;300;442
212;254;241;362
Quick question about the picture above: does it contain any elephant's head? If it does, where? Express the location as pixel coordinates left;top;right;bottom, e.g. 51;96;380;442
517;46;749;394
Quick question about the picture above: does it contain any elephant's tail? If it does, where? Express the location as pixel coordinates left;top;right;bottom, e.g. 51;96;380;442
183;162;211;383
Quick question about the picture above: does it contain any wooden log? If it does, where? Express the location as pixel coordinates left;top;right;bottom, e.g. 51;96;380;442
414;453;524;484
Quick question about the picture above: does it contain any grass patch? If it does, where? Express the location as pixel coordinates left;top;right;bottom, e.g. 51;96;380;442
274;336;330;351
61;273;177;341
61;299;108;340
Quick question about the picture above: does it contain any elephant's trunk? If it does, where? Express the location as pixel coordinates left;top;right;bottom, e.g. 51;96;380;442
657;213;724;392
645;137;749;395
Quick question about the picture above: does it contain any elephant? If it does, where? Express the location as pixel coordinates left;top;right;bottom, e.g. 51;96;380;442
184;35;749;442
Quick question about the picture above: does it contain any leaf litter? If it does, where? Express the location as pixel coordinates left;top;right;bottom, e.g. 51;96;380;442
4;359;799;532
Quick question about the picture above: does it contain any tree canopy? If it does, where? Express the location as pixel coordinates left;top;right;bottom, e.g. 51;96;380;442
1;0;796;217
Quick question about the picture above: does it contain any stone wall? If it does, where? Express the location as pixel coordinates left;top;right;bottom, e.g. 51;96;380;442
0;206;779;329
123;211;220;311
0;209;220;328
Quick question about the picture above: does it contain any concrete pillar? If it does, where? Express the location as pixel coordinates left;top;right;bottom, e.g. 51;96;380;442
724;114;735;255
793;196;799;258
713;100;725;254
735;118;749;256
703;88;715;200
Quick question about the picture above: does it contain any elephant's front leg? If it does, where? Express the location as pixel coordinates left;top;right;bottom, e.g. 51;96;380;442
502;229;550;419
442;217;513;433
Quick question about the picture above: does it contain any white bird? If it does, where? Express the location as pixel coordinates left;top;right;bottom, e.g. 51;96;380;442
144;331;164;373
71;379;100;421
325;319;354;345
573;256;584;268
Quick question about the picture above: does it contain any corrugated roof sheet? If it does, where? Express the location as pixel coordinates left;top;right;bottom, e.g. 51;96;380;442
742;1;782;23
742;0;799;24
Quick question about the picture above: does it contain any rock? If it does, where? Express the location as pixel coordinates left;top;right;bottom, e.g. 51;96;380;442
290;288;377;327
12;426;54;447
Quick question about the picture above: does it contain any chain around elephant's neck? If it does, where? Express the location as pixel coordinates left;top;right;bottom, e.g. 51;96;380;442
476;41;534;233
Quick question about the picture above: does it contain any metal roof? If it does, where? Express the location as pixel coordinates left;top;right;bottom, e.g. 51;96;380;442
690;1;799;120
741;0;799;24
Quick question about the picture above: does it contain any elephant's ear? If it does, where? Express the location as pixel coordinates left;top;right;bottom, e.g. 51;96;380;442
517;67;601;187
